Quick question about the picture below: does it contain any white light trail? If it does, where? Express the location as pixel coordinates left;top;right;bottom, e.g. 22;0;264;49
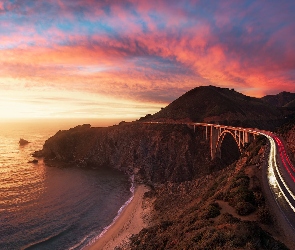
263;133;295;213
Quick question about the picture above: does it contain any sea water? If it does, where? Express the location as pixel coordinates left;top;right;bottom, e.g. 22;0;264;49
0;119;132;250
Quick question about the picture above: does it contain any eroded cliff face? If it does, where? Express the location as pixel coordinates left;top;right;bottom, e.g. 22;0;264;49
282;125;295;161
34;123;218;183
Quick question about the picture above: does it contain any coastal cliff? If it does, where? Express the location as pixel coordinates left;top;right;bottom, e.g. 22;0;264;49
32;85;295;249
34;123;220;183
34;86;294;184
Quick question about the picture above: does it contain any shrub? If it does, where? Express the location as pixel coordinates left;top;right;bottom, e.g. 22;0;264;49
254;191;265;206
235;201;256;216
228;188;256;207
202;203;221;219
257;206;273;224
230;175;250;189
216;213;240;224
213;191;224;200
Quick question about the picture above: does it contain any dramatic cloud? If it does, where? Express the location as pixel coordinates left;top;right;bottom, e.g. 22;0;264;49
0;0;294;119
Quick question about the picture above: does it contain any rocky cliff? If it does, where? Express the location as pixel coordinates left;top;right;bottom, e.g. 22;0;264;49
286;128;295;161
280;123;295;162
34;123;221;183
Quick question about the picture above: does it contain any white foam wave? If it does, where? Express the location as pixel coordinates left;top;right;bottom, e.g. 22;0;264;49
79;175;135;250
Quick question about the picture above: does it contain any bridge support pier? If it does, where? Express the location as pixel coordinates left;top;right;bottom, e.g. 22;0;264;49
187;122;259;160
193;124;259;160
146;122;259;161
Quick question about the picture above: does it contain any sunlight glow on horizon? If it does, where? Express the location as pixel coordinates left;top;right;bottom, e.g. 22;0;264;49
0;88;164;120
0;1;294;119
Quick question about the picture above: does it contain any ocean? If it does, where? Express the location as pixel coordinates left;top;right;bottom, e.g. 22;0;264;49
0;119;133;250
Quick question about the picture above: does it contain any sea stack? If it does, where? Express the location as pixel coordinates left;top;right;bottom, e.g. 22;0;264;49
19;138;30;146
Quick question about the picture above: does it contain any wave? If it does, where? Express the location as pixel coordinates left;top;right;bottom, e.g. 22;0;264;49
79;175;135;250
23;225;75;250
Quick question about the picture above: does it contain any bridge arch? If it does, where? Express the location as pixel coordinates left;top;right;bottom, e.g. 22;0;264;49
144;122;257;160
215;130;242;159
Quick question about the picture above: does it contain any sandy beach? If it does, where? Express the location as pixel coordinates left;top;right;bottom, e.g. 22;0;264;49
85;184;150;250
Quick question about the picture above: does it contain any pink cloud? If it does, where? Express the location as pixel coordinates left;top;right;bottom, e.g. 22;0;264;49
2;24;294;101
1;0;294;104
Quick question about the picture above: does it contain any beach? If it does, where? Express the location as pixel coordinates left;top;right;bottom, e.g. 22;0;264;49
85;184;150;250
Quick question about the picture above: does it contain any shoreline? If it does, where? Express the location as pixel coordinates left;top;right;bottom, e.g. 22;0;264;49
84;184;150;250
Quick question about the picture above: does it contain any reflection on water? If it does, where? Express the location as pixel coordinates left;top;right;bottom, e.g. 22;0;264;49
0;120;131;249
0;123;51;213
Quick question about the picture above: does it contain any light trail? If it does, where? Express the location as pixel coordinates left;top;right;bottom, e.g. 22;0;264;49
262;133;295;213
274;136;295;175
143;121;295;225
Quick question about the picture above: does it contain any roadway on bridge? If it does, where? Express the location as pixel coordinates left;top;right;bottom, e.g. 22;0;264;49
261;131;295;234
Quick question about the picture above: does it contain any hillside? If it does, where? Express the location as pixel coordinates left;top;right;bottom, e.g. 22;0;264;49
284;99;295;108
129;138;289;249
141;86;283;130
262;91;295;107
279;120;295;162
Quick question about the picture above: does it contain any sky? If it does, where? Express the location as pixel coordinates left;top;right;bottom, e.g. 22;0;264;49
0;0;295;120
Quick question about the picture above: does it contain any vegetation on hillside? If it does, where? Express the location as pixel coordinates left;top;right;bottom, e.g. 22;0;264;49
262;91;295;107
128;137;288;249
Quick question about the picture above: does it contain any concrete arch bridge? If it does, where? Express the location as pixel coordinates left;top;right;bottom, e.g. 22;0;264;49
189;123;261;159
145;122;261;159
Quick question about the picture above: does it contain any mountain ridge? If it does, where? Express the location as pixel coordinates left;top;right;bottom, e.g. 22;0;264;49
140;85;285;130
262;91;295;107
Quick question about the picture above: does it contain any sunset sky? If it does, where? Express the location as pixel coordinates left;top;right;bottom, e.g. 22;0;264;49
0;0;295;120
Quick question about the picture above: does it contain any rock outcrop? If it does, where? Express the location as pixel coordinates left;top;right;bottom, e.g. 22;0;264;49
28;159;38;164
19;138;30;146
34;123;221;183
281;124;295;161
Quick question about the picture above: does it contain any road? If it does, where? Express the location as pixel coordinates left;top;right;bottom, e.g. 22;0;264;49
259;131;295;235
143;121;295;235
